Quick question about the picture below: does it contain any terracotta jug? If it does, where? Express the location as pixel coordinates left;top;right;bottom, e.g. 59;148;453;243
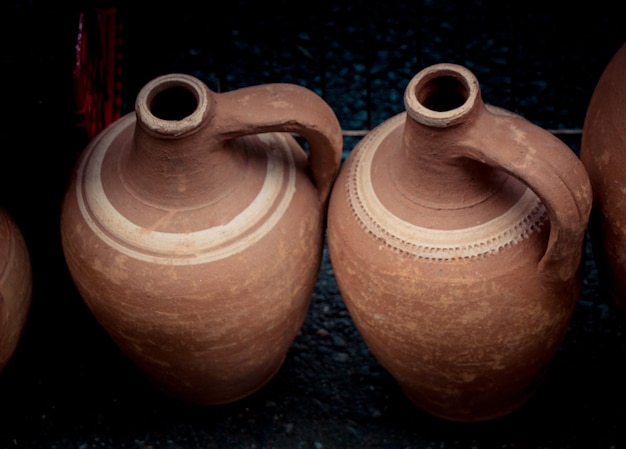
327;63;592;422
0;207;32;374
60;73;342;404
581;43;626;331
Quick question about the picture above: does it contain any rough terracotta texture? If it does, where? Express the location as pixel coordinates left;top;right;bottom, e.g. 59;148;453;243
0;207;32;374
2;1;625;447
581;43;626;326
327;64;593;422
60;74;342;405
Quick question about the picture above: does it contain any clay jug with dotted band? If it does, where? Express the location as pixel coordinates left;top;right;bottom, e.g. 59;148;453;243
327;63;592;422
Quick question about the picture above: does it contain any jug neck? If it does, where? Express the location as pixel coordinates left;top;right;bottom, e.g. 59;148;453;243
391;64;507;209
123;74;244;208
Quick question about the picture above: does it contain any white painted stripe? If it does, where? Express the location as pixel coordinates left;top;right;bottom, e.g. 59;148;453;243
75;116;296;265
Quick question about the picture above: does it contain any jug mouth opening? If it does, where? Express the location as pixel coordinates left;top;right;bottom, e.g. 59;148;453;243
405;63;479;128
136;73;211;136
149;85;199;121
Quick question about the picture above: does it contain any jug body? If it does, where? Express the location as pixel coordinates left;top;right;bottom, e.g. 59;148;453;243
327;64;592;421
0;208;32;374
581;43;626;327
61;74;342;404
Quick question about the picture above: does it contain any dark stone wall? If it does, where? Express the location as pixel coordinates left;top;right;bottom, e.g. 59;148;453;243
0;1;624;448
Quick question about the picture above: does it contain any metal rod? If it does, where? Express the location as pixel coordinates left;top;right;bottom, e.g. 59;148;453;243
341;129;583;137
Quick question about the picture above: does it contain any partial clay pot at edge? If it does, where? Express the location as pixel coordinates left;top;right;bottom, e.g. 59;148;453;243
581;43;626;341
0;207;32;374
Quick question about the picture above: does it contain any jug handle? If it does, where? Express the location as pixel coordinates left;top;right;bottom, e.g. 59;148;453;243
212;83;343;205
459;106;592;279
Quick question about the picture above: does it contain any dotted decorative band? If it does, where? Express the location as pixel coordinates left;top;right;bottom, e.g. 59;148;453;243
345;113;547;261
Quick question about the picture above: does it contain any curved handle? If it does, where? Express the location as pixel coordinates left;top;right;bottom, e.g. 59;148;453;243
211;83;343;205
461;105;592;279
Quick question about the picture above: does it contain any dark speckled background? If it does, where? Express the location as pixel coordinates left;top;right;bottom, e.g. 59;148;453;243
0;1;624;448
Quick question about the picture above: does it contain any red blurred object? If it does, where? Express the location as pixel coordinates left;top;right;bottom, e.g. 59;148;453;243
73;6;123;141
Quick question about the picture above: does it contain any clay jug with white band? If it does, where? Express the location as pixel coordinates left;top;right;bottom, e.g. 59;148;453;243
60;73;342;404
